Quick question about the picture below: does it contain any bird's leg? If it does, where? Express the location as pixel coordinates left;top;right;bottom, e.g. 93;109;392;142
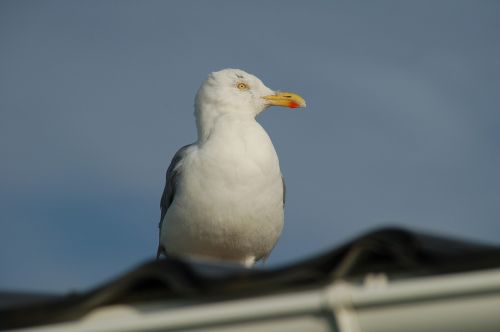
243;256;256;268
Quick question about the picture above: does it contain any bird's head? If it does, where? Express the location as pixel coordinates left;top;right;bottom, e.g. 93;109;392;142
195;68;306;118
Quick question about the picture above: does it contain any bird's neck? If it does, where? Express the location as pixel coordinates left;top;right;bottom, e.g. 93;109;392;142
195;104;256;144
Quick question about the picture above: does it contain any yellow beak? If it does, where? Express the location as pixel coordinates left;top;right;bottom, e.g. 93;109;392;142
263;92;306;109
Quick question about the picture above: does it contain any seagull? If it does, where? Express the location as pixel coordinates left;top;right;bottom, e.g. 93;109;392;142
157;69;306;267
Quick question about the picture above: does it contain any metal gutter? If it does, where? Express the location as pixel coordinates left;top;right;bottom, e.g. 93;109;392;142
14;268;500;332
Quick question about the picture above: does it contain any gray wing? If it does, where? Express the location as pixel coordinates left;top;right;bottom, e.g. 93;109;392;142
156;144;193;259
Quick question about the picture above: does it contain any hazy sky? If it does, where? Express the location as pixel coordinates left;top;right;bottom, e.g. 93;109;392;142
1;1;499;293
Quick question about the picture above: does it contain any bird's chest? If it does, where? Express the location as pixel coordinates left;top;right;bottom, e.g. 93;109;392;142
199;124;279;182
181;122;282;205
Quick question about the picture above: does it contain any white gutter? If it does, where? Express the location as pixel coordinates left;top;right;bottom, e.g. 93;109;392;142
16;289;326;332
324;267;500;332
13;268;500;332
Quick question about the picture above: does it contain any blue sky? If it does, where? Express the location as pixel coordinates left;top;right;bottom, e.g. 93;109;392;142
1;1;499;292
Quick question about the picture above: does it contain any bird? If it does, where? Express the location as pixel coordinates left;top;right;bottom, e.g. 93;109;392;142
157;68;306;267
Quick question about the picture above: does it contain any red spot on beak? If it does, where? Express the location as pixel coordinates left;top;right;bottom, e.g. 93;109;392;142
288;101;300;108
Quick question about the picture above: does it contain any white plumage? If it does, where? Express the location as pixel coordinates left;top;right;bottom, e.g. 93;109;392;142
157;69;306;267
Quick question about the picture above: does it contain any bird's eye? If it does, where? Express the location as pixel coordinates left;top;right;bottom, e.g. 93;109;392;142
237;82;248;90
